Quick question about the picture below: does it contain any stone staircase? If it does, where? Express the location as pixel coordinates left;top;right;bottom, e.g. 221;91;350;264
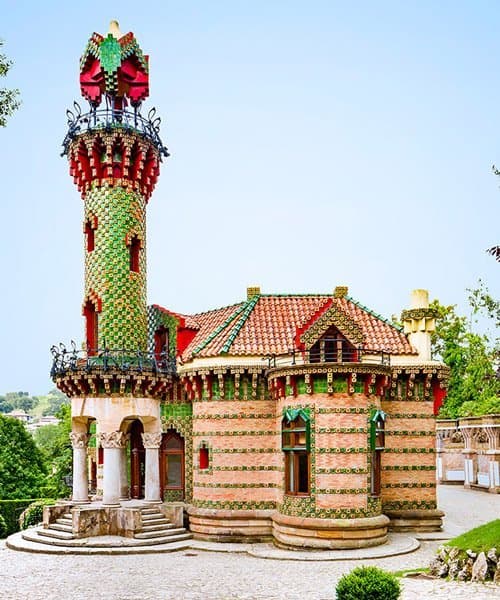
134;506;192;545
14;504;192;553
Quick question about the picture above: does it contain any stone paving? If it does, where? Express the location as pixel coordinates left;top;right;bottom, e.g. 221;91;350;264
0;486;499;599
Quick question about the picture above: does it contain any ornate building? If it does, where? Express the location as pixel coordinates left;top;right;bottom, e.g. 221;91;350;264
50;22;449;549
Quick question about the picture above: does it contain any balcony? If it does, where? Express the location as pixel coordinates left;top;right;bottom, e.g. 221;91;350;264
61;102;169;158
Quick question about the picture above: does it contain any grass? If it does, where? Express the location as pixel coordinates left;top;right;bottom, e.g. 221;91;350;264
445;519;500;553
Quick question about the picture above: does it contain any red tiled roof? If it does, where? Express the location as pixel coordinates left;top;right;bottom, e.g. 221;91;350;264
178;295;415;360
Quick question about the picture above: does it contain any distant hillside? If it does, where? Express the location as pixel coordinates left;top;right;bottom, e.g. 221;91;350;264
0;389;69;418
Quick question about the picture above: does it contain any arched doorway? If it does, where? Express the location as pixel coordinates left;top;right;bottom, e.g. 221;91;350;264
160;429;185;500
130;420;145;499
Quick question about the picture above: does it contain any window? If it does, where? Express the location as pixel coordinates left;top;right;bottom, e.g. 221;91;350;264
129;235;140;273
370;410;386;496
83;300;98;354
282;409;310;495
154;326;169;363
308;326;357;363
161;430;184;492
84;219;95;252
199;445;209;470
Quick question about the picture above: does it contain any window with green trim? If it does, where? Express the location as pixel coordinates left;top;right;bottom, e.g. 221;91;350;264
282;409;311;496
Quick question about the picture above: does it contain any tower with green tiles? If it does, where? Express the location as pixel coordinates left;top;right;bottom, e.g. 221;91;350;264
52;22;173;509
64;20;168;353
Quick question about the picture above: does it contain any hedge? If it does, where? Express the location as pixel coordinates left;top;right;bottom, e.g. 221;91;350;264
0;499;55;537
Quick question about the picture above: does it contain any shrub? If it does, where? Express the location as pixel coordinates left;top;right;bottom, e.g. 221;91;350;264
18;499;54;530
0;514;6;538
336;566;401;600
0;499;38;536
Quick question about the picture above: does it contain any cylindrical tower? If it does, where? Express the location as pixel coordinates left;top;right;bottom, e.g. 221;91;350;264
52;22;171;507
65;20;168;352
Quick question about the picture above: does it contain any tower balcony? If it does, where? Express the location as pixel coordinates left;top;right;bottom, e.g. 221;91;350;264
61;102;169;158
50;342;176;399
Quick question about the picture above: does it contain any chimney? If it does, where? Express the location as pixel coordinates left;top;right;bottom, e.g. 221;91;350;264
333;286;348;298
247;286;261;300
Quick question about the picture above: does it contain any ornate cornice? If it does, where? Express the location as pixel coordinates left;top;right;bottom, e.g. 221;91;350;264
267;362;391;381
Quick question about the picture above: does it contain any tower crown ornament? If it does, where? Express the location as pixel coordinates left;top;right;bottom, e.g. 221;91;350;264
79;21;150;109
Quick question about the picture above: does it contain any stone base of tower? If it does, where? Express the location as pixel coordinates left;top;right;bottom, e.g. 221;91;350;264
271;513;389;550
384;509;444;533
187;507;274;542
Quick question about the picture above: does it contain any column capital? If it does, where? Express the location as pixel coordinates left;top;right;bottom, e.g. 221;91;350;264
142;431;162;449
69;432;90;449
99;430;128;449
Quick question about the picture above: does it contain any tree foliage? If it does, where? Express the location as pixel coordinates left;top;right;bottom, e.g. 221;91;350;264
0;414;46;499
432;281;499;418
0;39;20;127
36;403;72;498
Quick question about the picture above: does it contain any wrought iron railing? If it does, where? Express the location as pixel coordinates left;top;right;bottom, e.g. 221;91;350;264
61;101;169;157
264;339;391;369
50;341;176;378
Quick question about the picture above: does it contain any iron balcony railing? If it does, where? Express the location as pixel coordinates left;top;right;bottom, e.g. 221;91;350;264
50;341;176;378
264;339;391;369
61;101;169;157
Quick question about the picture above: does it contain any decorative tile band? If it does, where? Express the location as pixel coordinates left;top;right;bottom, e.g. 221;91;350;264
382;482;436;489
213;466;282;472
194;413;275;420
386;430;435;436
194;482;281;489
315;487;370;494
384;448;434;454
211;448;280;454
193;430;275;437
191;500;277;510
382;500;437;510
316;467;369;474
382;465;436;471
316;427;368;434
317;407;370;415
316;447;368;454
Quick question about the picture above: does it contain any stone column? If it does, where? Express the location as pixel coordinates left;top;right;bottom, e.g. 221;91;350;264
70;432;90;503
461;427;477;488
119;434;130;500
484;424;500;493
100;431;127;506
142;432;162;503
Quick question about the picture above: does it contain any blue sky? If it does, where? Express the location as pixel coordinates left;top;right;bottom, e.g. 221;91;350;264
0;1;498;394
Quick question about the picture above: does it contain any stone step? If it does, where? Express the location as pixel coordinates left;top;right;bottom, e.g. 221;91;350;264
21;528;193;551
47;523;73;533
134;527;187;540
140;508;160;515
141;518;172;527
131;532;193;545
56;517;73;526
141;523;176;533
37;528;75;541
142;513;168;521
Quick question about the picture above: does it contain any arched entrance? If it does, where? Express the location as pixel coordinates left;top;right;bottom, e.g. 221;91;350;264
130;420;145;499
160;429;185;500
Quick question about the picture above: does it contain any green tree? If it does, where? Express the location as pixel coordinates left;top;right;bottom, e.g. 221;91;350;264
0;39;20;127
431;282;499;418
0;414;46;499
0;397;13;413
37;404;72;498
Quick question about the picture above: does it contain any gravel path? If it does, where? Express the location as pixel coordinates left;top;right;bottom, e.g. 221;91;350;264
0;485;498;600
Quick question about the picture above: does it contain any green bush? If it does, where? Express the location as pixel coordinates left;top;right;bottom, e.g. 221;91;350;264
0;514;6;538
0;499;54;537
18;499;54;530
336;566;401;600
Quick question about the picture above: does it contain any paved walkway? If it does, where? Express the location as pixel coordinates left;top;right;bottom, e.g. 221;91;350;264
0;486;498;599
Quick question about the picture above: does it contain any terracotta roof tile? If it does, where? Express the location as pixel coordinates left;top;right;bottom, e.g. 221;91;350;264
177;294;415;361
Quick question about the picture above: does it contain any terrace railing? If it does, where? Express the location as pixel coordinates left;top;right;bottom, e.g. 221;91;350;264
50;341;176;378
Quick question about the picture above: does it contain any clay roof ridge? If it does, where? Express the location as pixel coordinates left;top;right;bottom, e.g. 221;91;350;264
191;303;248;356
258;293;330;298
220;294;260;354
345;295;403;332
